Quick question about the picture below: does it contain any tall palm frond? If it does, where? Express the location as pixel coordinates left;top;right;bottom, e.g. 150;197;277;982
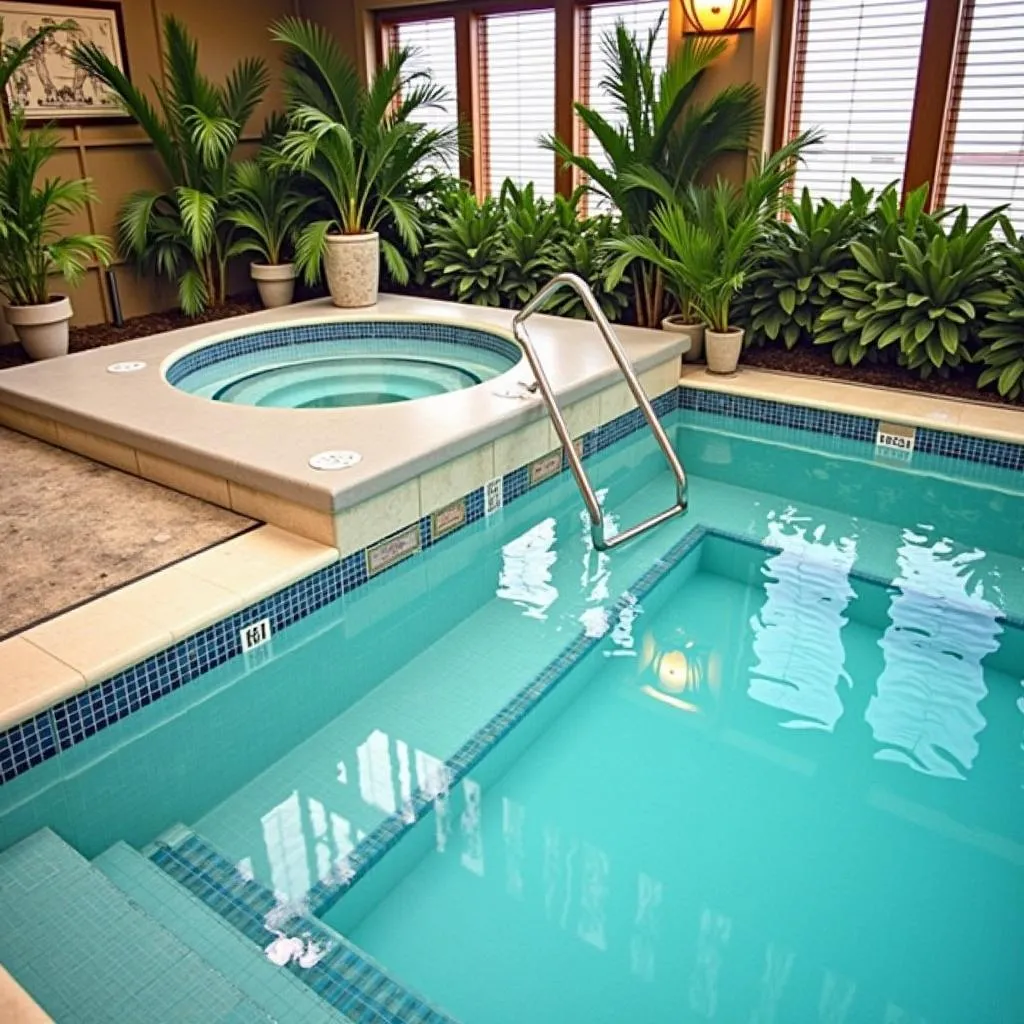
271;17;459;286
71;15;268;314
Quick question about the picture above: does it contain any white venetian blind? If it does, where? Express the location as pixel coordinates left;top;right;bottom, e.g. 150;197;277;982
939;0;1024;227
787;0;927;200
480;9;556;197
389;18;459;170
581;1;669;210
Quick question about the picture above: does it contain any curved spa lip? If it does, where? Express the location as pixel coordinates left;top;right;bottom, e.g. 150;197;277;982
163;316;524;411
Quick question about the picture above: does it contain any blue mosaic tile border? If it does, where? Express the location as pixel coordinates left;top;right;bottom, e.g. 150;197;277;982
0;387;677;785
678;385;1024;471
150;834;456;1024
166;320;521;386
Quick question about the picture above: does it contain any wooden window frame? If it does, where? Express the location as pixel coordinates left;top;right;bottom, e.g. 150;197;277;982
377;0;670;199
773;0;969;209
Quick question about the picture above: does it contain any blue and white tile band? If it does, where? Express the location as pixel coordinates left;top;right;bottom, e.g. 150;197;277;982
166;320;520;386
3;383;1022;784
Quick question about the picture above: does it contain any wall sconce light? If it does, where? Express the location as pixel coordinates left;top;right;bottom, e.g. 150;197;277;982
682;0;755;34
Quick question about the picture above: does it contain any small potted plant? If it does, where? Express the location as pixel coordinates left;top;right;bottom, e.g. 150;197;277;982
272;17;458;307
661;288;705;362
225;158;313;308
0;115;111;359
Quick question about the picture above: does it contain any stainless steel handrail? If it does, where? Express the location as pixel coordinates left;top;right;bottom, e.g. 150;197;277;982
511;272;688;551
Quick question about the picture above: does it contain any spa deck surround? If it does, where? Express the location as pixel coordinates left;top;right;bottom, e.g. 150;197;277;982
0;294;686;555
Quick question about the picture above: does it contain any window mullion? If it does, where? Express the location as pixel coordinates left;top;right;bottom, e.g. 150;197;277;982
902;0;968;207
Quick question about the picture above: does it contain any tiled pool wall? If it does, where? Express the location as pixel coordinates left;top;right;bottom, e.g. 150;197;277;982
3;384;1023;786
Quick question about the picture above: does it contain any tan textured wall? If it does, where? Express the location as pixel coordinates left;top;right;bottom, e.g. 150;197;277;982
2;0;297;340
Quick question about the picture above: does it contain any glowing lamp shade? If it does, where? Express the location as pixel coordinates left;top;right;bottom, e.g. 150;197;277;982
682;0;755;34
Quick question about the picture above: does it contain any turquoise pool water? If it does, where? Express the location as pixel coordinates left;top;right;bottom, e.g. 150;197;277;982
170;336;518;408
2;408;1022;1021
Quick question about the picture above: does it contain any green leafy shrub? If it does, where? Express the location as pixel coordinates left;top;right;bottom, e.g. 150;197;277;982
419;180;630;319
738;180;874;348
977;229;1024;400
422;189;506;306
814;186;1006;377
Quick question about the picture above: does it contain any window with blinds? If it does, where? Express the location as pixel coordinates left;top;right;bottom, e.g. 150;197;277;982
786;0;927;200
580;1;669;209
939;0;1024;226
479;9;557;197
387;18;459;171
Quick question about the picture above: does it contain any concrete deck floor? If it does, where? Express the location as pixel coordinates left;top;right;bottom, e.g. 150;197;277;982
0;426;254;638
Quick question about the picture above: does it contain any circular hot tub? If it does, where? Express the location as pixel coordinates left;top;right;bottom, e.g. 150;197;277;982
165;320;521;409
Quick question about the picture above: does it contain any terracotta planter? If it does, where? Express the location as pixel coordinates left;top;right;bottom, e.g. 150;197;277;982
705;327;744;375
4;295;72;360
324;232;379;308
251;262;296;309
661;314;705;362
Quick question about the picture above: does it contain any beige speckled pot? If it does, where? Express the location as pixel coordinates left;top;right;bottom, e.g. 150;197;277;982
324;232;379;308
661;314;705;362
705;327;744;375
4;295;72;360
251;262;297;309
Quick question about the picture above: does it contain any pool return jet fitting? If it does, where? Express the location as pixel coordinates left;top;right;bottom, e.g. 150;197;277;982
512;273;688;551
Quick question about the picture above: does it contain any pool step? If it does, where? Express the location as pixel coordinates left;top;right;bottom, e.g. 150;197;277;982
93;841;347;1024
0;828;274;1023
150;825;459;1024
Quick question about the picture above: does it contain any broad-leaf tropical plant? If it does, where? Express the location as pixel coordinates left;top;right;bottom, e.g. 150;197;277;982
976;227;1024;400
814;186;1007;377
738;179;874;348
543;17;762;325
0;114;112;307
422;188;506;306
271;17;459;286
71;15;269;314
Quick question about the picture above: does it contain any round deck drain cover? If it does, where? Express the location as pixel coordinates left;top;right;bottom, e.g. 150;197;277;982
107;360;147;374
309;450;362;470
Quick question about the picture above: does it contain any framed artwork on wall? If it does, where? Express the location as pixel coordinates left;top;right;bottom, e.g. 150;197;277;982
0;0;128;123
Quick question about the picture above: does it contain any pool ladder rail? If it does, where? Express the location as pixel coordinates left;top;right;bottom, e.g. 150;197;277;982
512;273;688;552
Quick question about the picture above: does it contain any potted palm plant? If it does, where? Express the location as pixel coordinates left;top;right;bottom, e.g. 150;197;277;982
0;115;111;359
71;16;268;315
609;146;803;374
271;18;458;308
661;290;705;363
225;158;313;308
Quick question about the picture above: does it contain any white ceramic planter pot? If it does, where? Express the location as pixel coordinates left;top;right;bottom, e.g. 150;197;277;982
251;262;297;309
324;232;379;308
705;327;744;375
4;295;72;360
661;314;705;362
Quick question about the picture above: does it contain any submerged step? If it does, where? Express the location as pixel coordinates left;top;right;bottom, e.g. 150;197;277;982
149;826;458;1024
0;829;273;1023
94;841;346;1024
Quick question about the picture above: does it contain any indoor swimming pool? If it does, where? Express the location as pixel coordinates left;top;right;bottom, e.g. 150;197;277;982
2;402;1022;1023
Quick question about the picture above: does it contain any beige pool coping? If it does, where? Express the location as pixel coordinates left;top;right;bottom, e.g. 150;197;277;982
0;965;50;1022
0;294;687;515
0;525;337;732
680;365;1024;444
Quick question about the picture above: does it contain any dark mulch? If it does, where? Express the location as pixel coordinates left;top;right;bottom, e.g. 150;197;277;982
743;343;1018;408
0;296;264;370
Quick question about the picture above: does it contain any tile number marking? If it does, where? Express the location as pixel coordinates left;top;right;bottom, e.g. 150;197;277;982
876;421;916;461
240;618;272;652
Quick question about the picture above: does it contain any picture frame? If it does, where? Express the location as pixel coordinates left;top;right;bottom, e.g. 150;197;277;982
0;0;129;124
